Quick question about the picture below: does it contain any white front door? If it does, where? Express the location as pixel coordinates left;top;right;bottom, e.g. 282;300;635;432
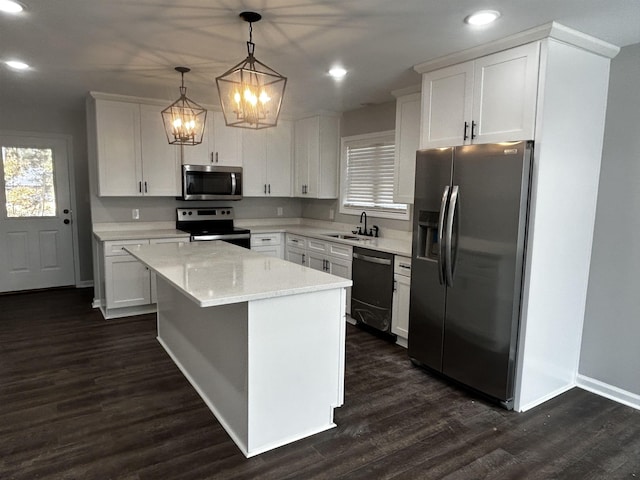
0;133;75;292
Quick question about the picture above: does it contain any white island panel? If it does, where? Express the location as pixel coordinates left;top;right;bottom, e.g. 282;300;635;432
247;288;345;454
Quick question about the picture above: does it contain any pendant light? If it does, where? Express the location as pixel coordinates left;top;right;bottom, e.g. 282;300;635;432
216;11;287;129
161;67;207;145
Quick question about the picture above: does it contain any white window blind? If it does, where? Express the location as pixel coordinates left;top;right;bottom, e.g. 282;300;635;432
342;136;407;214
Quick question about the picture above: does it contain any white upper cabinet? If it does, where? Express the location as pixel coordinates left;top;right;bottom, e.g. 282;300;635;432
95;100;141;196
421;62;474;148
242;129;267;196
139;104;181;196
242;120;292;197
180;110;214;166
212;111;243;166
393;91;421;204
266;120;293;196
294;115;340;198
94;99;180;196
181;110;243;167
420;42;540;148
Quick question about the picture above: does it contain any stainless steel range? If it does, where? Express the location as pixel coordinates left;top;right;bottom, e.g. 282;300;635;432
176;207;250;248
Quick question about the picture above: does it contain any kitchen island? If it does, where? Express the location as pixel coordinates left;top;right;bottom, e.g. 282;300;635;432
125;241;352;457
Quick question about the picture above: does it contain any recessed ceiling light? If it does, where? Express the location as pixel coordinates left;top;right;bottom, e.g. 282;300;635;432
0;0;24;14
5;60;30;70
328;67;347;79
464;10;501;26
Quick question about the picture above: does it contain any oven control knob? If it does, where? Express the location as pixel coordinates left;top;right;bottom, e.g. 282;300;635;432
182;211;186;215
226;210;231;214
221;211;225;215
188;211;193;215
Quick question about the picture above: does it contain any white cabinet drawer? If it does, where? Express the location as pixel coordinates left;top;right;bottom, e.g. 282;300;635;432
286;234;307;249
307;238;328;254
327;242;353;260
104;239;150;256
394;255;412;277
251;233;282;247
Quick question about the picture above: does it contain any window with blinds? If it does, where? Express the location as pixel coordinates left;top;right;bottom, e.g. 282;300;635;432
340;132;408;218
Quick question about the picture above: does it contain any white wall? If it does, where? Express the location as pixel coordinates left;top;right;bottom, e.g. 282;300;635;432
579;43;640;397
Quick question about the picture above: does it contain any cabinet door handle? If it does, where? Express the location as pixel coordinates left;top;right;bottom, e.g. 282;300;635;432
261;238;271;242
210;152;214;163
471;121;477;140
463;121;469;141
393;279;398;292
139;181;142;193
268;184;271;194
264;184;267;194
144;181;148;193
302;253;306;264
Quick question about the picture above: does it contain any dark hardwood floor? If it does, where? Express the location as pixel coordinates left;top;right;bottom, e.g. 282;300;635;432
0;288;638;479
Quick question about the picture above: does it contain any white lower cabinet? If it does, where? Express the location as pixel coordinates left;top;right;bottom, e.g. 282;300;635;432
285;234;307;265
104;239;151;309
101;236;187;318
251;233;284;259
285;234;352;315
391;255;411;345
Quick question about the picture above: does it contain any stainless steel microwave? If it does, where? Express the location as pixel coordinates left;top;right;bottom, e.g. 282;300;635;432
182;165;242;201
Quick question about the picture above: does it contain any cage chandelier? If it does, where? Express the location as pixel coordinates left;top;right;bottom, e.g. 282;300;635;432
216;11;287;129
161;67;207;145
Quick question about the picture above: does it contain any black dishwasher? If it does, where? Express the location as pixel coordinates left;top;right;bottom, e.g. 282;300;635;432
351;247;395;335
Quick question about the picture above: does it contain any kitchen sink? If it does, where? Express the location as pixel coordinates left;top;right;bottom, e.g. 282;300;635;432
323;233;362;241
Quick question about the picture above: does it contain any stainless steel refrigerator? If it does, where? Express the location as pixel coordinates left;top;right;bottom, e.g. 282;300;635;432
408;141;533;409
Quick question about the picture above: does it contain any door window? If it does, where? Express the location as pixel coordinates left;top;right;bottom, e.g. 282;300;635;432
2;146;56;217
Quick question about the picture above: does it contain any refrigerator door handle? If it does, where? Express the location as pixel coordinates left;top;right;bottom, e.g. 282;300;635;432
445;185;459;287
437;185;450;286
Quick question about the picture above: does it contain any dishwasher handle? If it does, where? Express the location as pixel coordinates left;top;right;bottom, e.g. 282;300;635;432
353;252;392;266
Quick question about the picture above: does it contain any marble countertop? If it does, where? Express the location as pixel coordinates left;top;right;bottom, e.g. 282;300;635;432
93;223;411;257
249;225;412;257
94;229;190;242
125;241;352;308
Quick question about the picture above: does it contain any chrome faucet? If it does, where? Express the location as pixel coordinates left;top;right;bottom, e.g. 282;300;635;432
359;211;367;236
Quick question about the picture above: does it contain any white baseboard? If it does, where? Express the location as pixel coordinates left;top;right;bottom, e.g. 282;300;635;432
516;383;575;412
576;374;640;411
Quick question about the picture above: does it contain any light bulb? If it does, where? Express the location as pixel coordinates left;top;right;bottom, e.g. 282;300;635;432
259;90;270;104
464;10;501;26
0;0;24;14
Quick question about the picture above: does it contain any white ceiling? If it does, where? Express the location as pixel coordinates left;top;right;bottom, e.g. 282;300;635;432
1;0;639;117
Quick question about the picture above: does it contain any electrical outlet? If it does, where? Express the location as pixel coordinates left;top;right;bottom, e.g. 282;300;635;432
132;208;139;220
329;208;335;220
277;207;283;216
